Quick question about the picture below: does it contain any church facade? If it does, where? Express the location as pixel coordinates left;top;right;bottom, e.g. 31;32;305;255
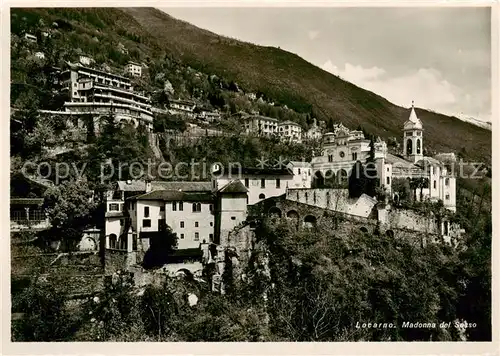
309;103;457;211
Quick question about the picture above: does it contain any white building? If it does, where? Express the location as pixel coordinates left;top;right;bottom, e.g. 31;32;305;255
169;99;196;117
305;119;323;141
212;166;294;205
125;61;142;77
79;55;93;66
104;180;248;251
278;120;302;143
59;62;153;130
287;161;312;188
243;115;279;137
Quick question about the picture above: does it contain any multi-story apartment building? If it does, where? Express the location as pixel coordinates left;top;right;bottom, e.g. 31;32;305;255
278;120;302;143
169;99;196;117
59;62;153;130
243;115;279;137
125;61;142;77
104;180;248;251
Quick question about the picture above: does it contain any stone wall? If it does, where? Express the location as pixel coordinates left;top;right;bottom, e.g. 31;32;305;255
285;188;377;218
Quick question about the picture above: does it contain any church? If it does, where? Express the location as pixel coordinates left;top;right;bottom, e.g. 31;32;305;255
309;102;457;212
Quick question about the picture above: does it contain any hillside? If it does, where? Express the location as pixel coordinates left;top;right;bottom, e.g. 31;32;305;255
11;7;491;164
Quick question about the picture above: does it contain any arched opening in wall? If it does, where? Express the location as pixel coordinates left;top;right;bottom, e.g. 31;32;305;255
286;210;299;221
259;193;266;200
268;207;282;218
303;215;317;228
109;234;117;249
406;139;413;155
360;226;369;234
324;169;336;187
175;268;194;280
313;171;325;188
416;139;421;154
385;229;395;238
338;169;348;187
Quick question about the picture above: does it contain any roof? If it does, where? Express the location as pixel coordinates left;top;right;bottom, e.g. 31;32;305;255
170;99;196;106
151;181;212;192
244;115;279;122
278;120;301;127
69;62;130;82
105;212;125;218
416;157;443;167
218;180;248;194
117;180;146;192
404;103;423;130
287;161;311;168
385;153;415;166
129;190;214;202
213;166;294;176
11;198;44;205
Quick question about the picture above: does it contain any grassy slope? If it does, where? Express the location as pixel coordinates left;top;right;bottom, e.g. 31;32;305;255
12;7;491;164
121;7;491;164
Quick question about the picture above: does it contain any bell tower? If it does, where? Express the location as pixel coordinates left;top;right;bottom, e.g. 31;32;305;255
403;101;424;163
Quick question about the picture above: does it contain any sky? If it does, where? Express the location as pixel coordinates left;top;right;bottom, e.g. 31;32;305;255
160;7;492;122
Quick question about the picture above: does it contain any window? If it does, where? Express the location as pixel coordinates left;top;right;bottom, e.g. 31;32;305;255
259;193;266;199
298;168;301;174
386;177;390;185
406;139;413;155
180;233;184;239
352;153;358;161
109;203;119;211
160;206;165;212
192;203;201;212
209;234;214;242
339;151;345;158
244;178;249;187
328;155;333;162
195;221;199;227
416;139;421;154
231;216;236;220
180;221;184;228
445;194;450;200
172;202;177;211
210;222;213;227
433;181;437;189
144;206;149;218
158;219;166;230
179;201;183;211
120;219;124;226
194;232;199;241
445;178;449;186
209;204;214;211
387;167;390;172
142;219;151;228
276;179;280;188
406;132;412;137
261;179;266;188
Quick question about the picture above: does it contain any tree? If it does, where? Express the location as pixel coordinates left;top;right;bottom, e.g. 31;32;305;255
142;224;179;269
43;179;98;248
364;137;378;197
348;161;366;198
